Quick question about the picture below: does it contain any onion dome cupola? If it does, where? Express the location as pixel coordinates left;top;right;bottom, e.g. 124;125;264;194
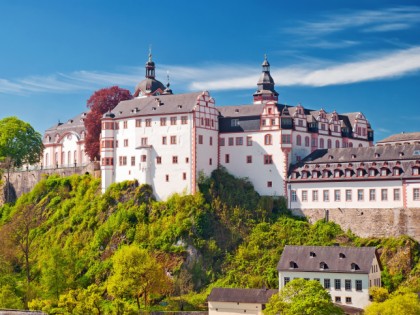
134;51;167;97
253;54;279;104
162;72;173;95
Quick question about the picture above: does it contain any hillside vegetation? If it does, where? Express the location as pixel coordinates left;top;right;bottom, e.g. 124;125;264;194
0;168;420;314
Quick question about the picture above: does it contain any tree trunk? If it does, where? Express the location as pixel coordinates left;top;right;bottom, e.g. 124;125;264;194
136;294;141;313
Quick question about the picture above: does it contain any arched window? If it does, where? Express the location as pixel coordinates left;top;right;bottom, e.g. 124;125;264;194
55;152;58;165
289;261;298;269
335;140;340;148
45;153;49;166
327;139;332;149
264;134;272;145
68;151;71;165
74;151;77;164
305;136;310;147
62;152;65;165
320;262;328;270
296;135;301;146
320;138;325;149
351;263;360;270
358;143;363;148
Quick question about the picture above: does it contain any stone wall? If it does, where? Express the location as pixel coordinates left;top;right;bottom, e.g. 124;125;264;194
0;162;100;205
292;207;420;242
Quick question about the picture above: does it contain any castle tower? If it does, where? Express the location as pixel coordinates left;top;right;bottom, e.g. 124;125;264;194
253;55;279;104
100;111;116;193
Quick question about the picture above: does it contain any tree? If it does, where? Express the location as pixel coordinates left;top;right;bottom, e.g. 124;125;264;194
0;117;43;203
264;279;343;315
84;86;132;160
107;245;172;310
365;288;420;315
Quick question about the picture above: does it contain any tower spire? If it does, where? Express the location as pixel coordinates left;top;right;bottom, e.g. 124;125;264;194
253;54;278;104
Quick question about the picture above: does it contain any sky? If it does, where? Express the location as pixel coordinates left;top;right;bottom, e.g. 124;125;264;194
0;0;419;142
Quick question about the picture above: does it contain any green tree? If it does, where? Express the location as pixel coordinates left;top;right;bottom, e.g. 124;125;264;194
108;245;172;310
365;289;420;315
0;116;43;203
40;246;70;300
264;279;343;315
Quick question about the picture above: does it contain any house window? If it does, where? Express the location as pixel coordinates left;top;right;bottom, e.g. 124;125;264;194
305;136;310;147
267;181;272;188
291;190;297;202
298;119;303;127
284;277;290;286
264;155;273;164
327;139;332;149
228;137;234;146
162;136;167;145
323;190;329;202
131;156;135;166
345;280;351;290
381;169;387;176
124;139;128;147
394;168;400;176
335;279;341;290
313;171;318;179
302;190;308;202
413;168;419;175
172;156;178;164
264;134;272;145
165;174;169;182
312;190;318;202
334;190;341;201
246;156;252;164
135;119;142;127
225;154;230;163
115;140;118;148
160;117;166;126
324;279;330;289
414;188;420;201
336;140;340;148
335;297;341;303
358;189;364;201
296;135;301;146
394;188;400;201
205;118;210;126
346;190;352;201
369;169;376;177
185;157;189;163
171;136;177;144
210;137;213;146
123;121;128;129
381;189;388;201
356;280;362;291
198;135;203;144
236;137;243;145
170;117;177;125
209;158;212;165
156;156;162;164
145;119;152;127
312;138;317;147
369;189;376;201
141;138;148;146
181;116;188;124
282;134;291;144
346;297;352;304
141;155;146;162
119;156;127;166
183;172;187;180
246;136;252;146
319;138;325;149
231;119;239;126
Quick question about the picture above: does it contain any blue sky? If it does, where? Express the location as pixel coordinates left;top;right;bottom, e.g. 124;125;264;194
1;0;419;141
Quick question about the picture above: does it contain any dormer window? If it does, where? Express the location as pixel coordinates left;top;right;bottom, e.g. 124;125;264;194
413;168;419;176
334;170;341;178
394;168;400;176
345;170;352;177
351;263;360;271
369;169;376;177
320;262;328;270
290;261;298;269
312;171;318;179
381;169;388;176
231;119;239;127
357;169;364;177
339;253;346;259
310;251;316;258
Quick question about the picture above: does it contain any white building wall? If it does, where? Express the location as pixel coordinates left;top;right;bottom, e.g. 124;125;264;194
208;301;263;315
405;180;420;208
278;271;370;309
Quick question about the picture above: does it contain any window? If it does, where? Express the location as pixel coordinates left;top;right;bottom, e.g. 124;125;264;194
346;297;352;304
135;119;142;127
323;190;329;202
345;280;351;290
291;190;297;202
358;189;364;201
123;121;128;129
210;137;213;146
264;155;273;164
160;117;166;126
156;156;162;164
172;156;178;164
334;190;341;201
170;117;177;125
327;139;332;148
162;136;167;145
198;135;203;144
205;118;210;126
141;137;148;146
236;137;243;145
170;136;177;144
305;136;310;147
324;279;330;289
335;296;341;303
381;189;388;201
115;140;118;148
185;157;189;163
140;155;146;162
336;140;340;148
369;189;376;201
165;174;169;182
267;181;272;188
414;188;420;201
312;190;318;202
231;119;239;127
246;156;252;164
124;139;128;147
302;190;308;202
356;280;362;291
181;116;188;124
319;138;325;149
264;134;272;145
282;134;291;144
394;188;400;201
312;138;317;147
246;136;252;146
413;168;419;175
220;138;225;146
296;135;301;146
228;137;234;146
183;172;187;180
335;279;341;290
131;156;135;166
346;190;352;201
284;277;290;286
209;158;212;165
225;154;230;163
145;119;152;127
119;156;127;166
298;119;303;127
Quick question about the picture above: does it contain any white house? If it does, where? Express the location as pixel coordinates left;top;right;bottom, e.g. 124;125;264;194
277;245;381;310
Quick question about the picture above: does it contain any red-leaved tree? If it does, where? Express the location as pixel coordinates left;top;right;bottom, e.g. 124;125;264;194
84;86;132;161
